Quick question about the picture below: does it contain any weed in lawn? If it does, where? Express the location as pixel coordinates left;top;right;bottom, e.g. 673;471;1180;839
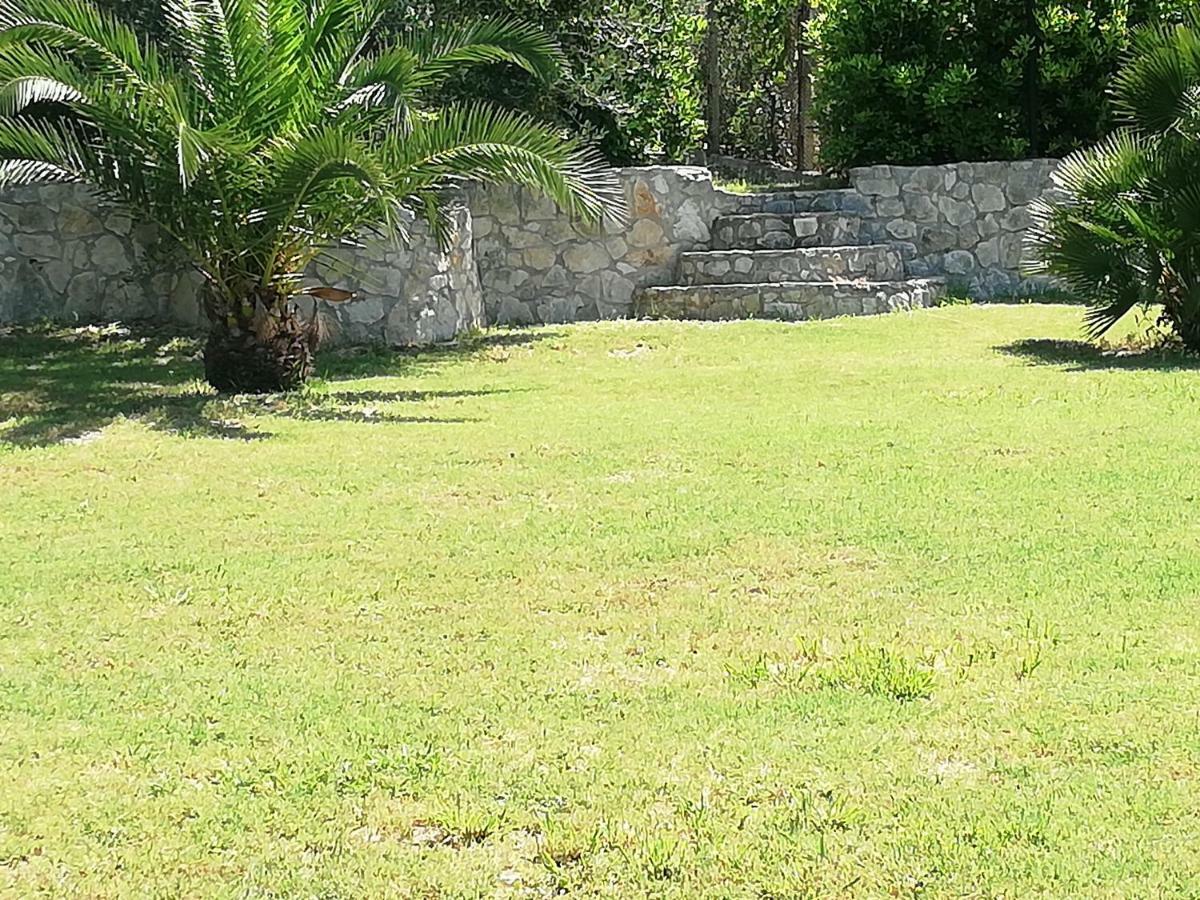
428;794;506;847
614;824;688;882
1014;615;1059;681
727;643;932;700
830;645;935;701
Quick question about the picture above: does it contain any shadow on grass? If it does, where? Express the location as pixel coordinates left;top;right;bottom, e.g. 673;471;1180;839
316;328;563;381
997;338;1200;372
1;323;553;447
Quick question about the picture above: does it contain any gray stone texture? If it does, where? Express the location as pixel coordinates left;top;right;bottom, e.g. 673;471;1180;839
0;185;483;347
679;245;906;285
468;166;744;326
635;279;947;322
308;202;484;347
848;158;1061;297
1;160;1062;340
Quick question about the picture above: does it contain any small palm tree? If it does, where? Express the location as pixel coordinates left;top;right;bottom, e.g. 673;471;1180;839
1026;14;1200;350
0;0;620;392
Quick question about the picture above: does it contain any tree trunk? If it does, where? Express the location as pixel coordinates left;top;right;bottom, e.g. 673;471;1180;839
1160;271;1200;352
203;289;318;394
704;0;722;159
1023;0;1042;157
796;1;815;170
1166;308;1200;353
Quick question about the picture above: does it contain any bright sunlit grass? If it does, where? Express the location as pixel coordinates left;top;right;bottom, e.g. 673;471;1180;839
2;304;1199;896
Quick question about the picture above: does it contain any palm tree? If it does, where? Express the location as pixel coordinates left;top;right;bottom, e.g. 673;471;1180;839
1026;14;1200;350
0;0;621;392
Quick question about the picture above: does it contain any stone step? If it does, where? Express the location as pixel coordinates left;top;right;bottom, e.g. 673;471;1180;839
635;279;946;322
736;188;873;216
678;244;907;285
711;211;869;251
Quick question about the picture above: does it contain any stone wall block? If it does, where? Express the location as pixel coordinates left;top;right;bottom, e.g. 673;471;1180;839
853;167;901;198
522;192;560;222
938;197;977;227
970;182;1006;213
902;166;944;195
944;250;977;275
523;247;557;271
876;196;906;218
903;193;939;224
15;233;61;260
1000;206;1033;231
563;242;610;273
628;218;666;249
976;237;1001;268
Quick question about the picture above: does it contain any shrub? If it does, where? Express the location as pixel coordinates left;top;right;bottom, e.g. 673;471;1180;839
1027;14;1200;350
809;0;1183;171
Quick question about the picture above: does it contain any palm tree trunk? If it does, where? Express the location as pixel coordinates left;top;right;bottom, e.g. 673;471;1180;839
1169;313;1200;353
203;288;317;393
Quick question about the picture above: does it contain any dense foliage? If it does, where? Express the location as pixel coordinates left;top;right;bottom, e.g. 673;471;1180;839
711;0;800;165
399;0;707;164
1028;14;1200;349
0;0;617;392
809;0;1187;171
91;0;1200;171
96;0;709;164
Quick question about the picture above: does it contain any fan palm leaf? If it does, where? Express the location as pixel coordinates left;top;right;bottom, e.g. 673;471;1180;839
0;0;619;391
1028;16;1200;351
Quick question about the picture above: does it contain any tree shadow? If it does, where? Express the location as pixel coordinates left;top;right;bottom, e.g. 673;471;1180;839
0;322;252;446
1;323;549;447
316;328;565;382
996;338;1200;372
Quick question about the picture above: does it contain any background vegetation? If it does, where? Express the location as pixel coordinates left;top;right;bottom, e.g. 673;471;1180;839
94;0;710;165
1027;12;1200;350
88;1;1199;170
810;0;1189;170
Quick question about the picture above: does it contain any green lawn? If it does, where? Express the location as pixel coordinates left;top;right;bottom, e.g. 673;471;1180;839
3;305;1200;898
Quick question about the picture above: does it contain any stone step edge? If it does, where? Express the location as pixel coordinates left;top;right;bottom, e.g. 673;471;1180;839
679;243;910;261
638;277;946;294
634;278;947;321
734;188;873;215
712;210;862;222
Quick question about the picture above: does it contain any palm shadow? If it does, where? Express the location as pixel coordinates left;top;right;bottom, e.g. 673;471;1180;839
0;322;254;446
315;328;565;381
1;323;553;447
996;338;1200;372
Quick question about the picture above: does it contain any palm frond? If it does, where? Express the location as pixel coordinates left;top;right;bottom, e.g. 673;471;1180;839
0;2;616;337
0;0;164;83
0;73;82;114
395;102;621;224
1114;19;1200;134
0;116;89;188
407;18;564;85
0;156;78;185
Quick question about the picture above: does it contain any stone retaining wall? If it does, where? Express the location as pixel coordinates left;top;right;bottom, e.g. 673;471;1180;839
301;202;483;347
468;167;743;325
0;185;484;344
850;159;1061;297
0;184;196;325
0;160;1064;337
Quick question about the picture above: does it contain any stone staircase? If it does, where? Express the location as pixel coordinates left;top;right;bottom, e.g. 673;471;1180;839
634;187;946;323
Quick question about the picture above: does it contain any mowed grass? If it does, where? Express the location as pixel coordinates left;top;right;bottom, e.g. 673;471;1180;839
2;305;1200;897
